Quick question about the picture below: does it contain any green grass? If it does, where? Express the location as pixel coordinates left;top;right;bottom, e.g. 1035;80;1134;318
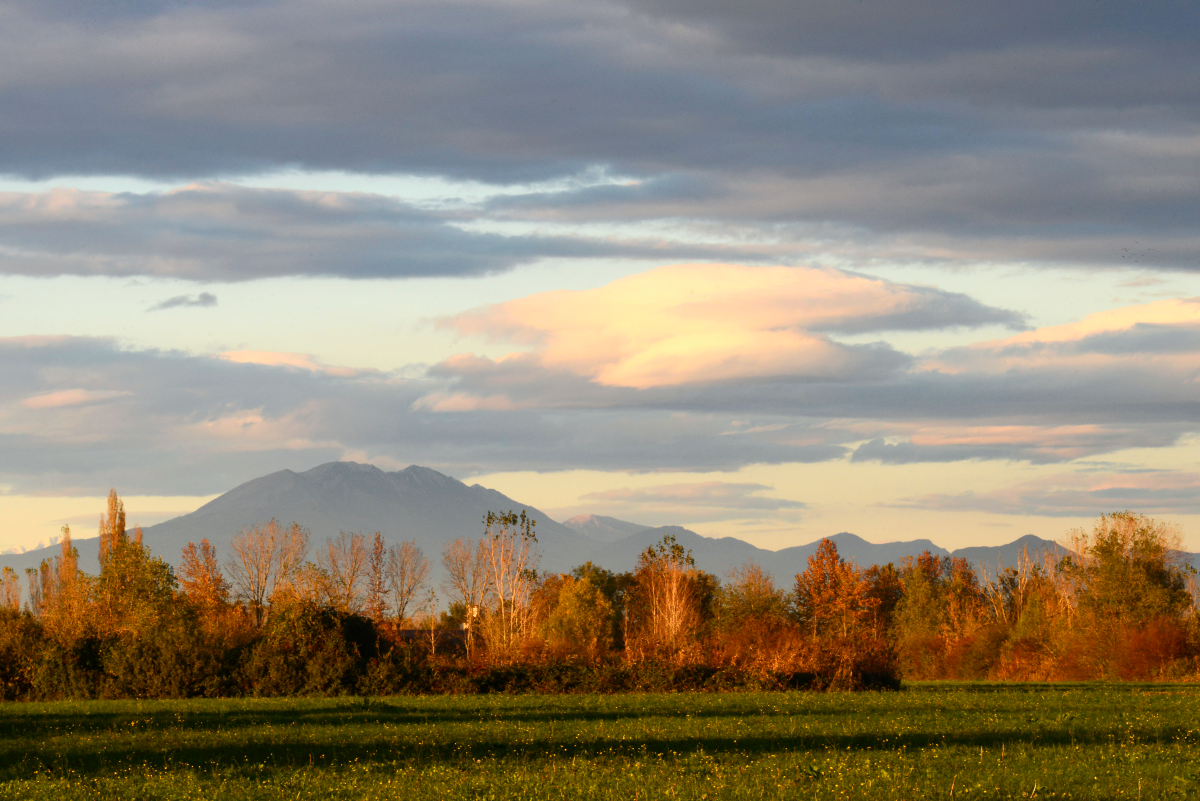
1;684;1199;799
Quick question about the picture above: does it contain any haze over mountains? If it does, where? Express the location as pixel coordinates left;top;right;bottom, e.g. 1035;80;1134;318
3;462;1082;587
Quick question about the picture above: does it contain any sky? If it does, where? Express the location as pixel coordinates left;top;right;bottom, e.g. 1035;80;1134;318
2;0;1200;554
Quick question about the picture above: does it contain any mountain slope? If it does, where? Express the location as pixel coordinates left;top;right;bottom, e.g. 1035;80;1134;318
2;462;588;580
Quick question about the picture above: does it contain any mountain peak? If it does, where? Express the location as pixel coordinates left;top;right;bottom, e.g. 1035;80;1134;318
301;460;386;478
563;514;652;544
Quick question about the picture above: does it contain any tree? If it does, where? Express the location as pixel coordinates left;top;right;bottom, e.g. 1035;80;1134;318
318;532;368;615
179;539;230;611
794;539;874;639
96;522;176;637
479;511;539;662
0;568;19;613
28;525;89;646
629;534;701;658
1063;511;1192;630
364;533;387;624
226;520;310;625
571;562;635;649
1059;512;1196;678
98;489;127;567
538;576;614;663
386;540;429;624
719;562;789;628
442;537;489;657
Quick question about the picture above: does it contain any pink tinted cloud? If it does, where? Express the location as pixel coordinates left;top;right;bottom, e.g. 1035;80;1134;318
21;389;132;409
924;296;1200;374
219;350;365;378
441;263;942;389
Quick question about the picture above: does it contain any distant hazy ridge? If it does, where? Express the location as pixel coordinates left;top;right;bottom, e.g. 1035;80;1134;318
2;462;1085;586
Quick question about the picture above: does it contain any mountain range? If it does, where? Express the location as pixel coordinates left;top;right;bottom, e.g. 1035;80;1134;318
1;462;1093;589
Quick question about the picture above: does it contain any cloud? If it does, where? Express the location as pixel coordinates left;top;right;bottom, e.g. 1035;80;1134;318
5;274;1200;498
0;336;855;495
899;469;1200;517
20;389;132;410
583;481;805;511
219;350;368;379
439;263;1016;389
148;292;217;311
0;1;1196;271
421;271;1200;465
849;423;1184;465
0;184;766;281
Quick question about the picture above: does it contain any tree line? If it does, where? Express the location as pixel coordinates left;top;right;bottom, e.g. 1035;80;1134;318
0;492;1196;699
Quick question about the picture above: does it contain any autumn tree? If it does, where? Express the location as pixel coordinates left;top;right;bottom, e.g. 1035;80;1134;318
1060;512;1196;678
719;562;789;628
90;491;175;636
98;489;127;566
1064;512;1192;629
479;511;539;662
537;575;614;664
571;562;635;649
27;525;90;646
889;551;987;679
0;568;19;613
179;539;231;612
794;539;874;639
628;534;702;659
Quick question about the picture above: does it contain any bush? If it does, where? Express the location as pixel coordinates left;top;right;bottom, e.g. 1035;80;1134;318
102;616;228;698
0;612;44;700
33;636;106;700
240;604;379;696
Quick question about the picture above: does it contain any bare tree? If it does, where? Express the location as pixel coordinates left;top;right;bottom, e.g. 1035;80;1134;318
319;532;368;614
442;537;489;657
365;533;388;624
226;519;310;625
273;522;310;599
386;540;429;624
631;534;700;660
479;510;539;662
227;522;275;624
416;588;441;656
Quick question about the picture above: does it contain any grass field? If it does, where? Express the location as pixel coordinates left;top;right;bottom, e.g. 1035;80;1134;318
0;684;1197;799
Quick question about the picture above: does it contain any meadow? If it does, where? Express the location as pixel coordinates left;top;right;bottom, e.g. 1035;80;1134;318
0;684;1197;799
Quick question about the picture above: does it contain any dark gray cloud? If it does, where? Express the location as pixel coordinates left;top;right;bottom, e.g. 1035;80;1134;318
848;428;1186;466
148;292;217;311
0;184;761;280
0;0;1196;272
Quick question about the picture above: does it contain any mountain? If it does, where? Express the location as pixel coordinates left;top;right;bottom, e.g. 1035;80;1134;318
7;462;1174;592
563;514;652;543
578;521;1068;583
950;534;1069;572
1;462;591;584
